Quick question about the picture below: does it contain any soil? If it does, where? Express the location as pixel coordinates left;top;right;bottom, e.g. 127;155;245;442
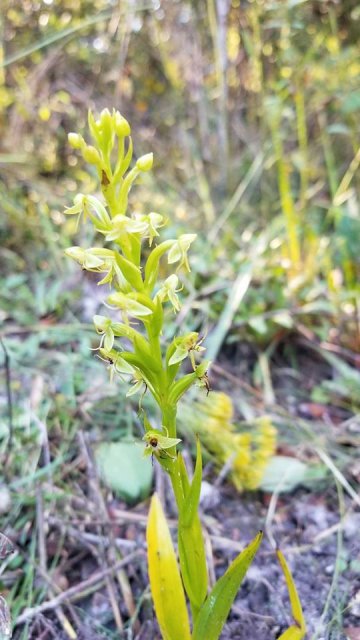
22;481;360;640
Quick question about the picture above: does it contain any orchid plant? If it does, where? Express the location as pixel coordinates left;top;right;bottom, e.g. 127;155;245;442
64;108;306;639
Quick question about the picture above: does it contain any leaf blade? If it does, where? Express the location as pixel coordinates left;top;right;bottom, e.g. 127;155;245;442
192;531;263;640
181;438;202;528
276;549;306;636
147;494;191;640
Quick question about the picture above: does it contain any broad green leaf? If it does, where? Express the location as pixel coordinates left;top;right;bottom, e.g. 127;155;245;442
147;494;191;640
277;550;306;638
192;531;263;640
96;442;152;504
260;456;308;493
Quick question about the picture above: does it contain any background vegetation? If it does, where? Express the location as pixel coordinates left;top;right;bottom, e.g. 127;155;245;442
0;1;359;639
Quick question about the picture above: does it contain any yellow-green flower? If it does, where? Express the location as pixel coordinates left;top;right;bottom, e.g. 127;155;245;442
143;429;181;458
168;234;197;271
156;274;182;312
98;347;135;382
65;247;125;287
104;214;148;241
64;194;111;231
107;291;153;318
136;212;166;246
169;332;205;367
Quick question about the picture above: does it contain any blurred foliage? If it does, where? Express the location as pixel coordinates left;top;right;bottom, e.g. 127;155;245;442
0;0;359;435
0;0;358;491
0;3;359;633
179;391;277;491
1;0;359;332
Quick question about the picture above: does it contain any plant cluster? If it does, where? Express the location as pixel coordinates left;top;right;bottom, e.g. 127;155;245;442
65;108;306;639
179;391;277;491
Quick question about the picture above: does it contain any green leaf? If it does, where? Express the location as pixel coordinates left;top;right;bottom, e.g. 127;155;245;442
178;515;208;610
168;371;198;405
272;312;294;329
260;456;309;493
176;449;208;611
248;315;268;335
133;335;162;373
96;442;153;504
180;438;202;528
147;494;192;640
114;253;144;290
144;240;175;291
192;531;263;640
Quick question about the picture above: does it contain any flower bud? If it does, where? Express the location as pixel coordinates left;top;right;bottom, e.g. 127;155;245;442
136;153;153;172
100;109;114;142
68;133;84;149
100;108;112;129
82;145;101;165
114;112;131;137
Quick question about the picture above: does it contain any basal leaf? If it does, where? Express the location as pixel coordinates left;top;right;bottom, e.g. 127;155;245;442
96;442;152;504
192;531;263;640
147;494;191;640
277;626;305;640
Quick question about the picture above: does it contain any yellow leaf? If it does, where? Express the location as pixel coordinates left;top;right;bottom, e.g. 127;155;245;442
277;626;305;640
277;550;306;638
147;494;191;640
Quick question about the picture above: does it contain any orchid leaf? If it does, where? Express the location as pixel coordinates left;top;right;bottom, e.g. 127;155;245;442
147;494;191;640
192;531;263;640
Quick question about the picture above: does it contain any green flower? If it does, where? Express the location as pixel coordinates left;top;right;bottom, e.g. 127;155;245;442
107;292;153;318
65;247;126;287
143;428;181;459
136;212;165;246
64;194;111;231
98;347;135;382
168;332;206;368
104;214;148;241
126;369;148;397
94;315;115;351
65;246;114;269
156;274;182;312
168;234;197;271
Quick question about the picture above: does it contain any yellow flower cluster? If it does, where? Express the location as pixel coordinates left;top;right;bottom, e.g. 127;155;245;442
180;392;277;491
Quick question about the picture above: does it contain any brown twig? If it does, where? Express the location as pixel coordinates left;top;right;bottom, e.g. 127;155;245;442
14;550;144;628
77;431;124;632
77;431;138;630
